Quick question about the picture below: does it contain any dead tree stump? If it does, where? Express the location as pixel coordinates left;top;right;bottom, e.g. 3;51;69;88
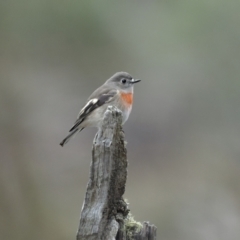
76;106;157;240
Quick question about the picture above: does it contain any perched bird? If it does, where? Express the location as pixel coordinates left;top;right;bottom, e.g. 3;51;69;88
60;72;141;146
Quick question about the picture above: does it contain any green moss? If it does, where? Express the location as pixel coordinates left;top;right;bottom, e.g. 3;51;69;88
124;213;142;240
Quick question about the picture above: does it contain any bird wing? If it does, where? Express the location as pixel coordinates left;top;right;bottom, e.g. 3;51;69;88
69;87;117;132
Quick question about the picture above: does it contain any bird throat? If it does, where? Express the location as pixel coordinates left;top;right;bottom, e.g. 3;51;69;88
120;92;133;105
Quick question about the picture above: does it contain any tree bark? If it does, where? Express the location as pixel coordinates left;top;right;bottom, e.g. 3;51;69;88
76;106;156;240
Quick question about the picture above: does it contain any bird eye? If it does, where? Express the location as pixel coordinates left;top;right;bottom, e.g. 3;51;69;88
121;79;127;84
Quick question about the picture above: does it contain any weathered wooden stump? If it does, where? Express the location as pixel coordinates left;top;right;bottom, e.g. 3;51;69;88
76;106;157;240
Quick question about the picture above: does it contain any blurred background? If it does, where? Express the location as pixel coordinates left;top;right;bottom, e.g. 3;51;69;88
1;1;240;240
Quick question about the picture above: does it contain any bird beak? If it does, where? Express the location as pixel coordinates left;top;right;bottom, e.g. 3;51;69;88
131;79;141;84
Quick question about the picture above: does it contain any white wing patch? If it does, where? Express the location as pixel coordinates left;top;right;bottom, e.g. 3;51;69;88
78;98;98;116
91;98;98;104
70;90;117;132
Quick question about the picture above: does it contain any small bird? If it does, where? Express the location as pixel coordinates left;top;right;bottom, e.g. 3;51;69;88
60;72;141;146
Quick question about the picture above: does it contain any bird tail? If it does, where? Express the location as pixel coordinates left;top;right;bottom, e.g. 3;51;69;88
60;128;83;147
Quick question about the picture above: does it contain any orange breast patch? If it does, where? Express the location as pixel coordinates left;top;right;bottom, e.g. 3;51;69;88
120;92;133;105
